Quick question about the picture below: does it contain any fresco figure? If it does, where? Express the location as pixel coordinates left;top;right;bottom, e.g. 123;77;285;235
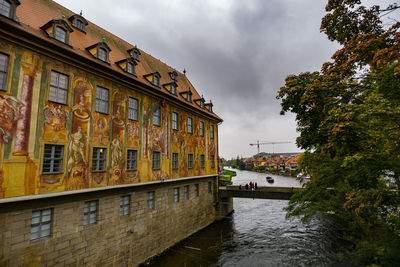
67;127;86;172
0;95;23;144
111;135;123;167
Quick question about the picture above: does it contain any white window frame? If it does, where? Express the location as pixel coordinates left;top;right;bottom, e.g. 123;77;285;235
128;97;138;121
95;86;109;114
92;147;107;172
120;195;131;217
173;187;179;203
127;150;137;171
153;107;160;126
42;144;64;174
147;191;155;210
30;208;53;240
49;71;69;104
187;117;192;134
172;153;178;170
0;53;9;91
84;200;98;226
172;112;178;130
188;154;193;169
200;121;204;136
201;154;205;169
152;151;160;170
184;185;189;200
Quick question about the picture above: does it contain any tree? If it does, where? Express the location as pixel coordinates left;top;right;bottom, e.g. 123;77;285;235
277;1;400;264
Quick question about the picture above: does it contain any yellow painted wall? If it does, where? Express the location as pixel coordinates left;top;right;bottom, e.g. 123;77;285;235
0;40;219;199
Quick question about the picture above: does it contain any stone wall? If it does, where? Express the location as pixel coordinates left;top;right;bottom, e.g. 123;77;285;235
0;176;217;266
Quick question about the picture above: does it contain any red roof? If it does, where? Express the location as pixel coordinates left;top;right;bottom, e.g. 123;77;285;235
4;0;221;121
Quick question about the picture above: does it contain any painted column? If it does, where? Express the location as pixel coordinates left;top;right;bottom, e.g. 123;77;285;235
13;55;38;155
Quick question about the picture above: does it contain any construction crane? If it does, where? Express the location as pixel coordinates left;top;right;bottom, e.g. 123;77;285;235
249;141;293;155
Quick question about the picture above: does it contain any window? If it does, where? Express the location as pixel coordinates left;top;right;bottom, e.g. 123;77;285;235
153;106;160;126
147;191;155;209
30;208;53;240
201;154;205;168
172;112;178;130
153;74;160;86
187;91;192;102
120;195;130;217
188;154;193;169
200;121;204;136
127;150;137;171
128;97;138;121
76;19;84;31
42;144;64;174
210;125;214;139
184;185;189;200
187;117;192;133
171;83;176;95
208;181;212;194
95;86;109;114
55;26;67;43
152;151;160;170
194;184;199;197
200;101;205;109
49;71;68;104
84;200;98;225
126;62;134;74
92;147;107;172
172;153;178;170
98;48;107;62
0;53;8;91
0;0;11;18
173;187;179;203
211;155;215;168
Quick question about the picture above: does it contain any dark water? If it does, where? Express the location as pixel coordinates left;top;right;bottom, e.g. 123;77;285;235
147;169;352;267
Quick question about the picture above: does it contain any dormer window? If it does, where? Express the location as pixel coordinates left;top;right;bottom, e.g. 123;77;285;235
55;27;66;43
127;62;134;74
187;91;192;102
87;42;112;64
169;70;178;81
76;19;84;31
116;57;137;76
0;0;10;17
128;47;141;62
171;83;176;95
200;100;205;108
0;0;19;21
144;71;161;87
98;48;107;61
68;14;88;33
40;19;73;46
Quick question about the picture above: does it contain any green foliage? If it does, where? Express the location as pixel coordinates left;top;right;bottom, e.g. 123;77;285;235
277;1;400;264
223;170;237;177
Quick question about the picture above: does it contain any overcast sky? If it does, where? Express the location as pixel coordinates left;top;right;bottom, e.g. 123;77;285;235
55;0;340;159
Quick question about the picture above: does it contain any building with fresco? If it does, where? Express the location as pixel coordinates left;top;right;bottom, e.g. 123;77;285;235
0;0;222;265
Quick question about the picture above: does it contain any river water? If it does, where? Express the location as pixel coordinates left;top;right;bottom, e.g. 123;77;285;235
146;169;352;267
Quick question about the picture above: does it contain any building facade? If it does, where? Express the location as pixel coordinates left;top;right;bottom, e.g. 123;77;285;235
0;0;222;265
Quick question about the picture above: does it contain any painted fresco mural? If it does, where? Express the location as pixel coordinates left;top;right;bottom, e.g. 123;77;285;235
0;41;219;199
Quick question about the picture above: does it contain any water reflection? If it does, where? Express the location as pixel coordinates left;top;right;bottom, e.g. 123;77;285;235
146;169;352;267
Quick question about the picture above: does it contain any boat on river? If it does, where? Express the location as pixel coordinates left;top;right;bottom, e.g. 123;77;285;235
266;176;274;183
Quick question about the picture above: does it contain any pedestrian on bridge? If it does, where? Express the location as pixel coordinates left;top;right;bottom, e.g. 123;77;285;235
239;184;242;190
255;182;258;190
245;183;249;190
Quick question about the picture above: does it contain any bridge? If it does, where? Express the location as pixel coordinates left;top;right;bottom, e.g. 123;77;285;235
218;185;302;200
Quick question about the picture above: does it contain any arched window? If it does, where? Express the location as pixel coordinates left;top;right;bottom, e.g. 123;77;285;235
98;48;107;62
55;27;67;43
0;0;11;17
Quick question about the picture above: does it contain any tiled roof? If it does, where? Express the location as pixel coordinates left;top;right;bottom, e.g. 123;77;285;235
7;0;221;121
